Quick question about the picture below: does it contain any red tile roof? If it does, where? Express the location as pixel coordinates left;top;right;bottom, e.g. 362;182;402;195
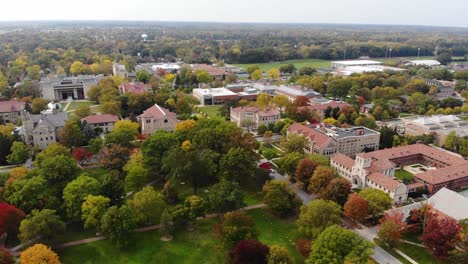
119;83;152;94
414;163;468;185
138;104;177;119
81;114;119;124
357;144;466;167
191;64;226;76
332;153;355;169
0;100;25;113
287;123;331;147
368;172;401;191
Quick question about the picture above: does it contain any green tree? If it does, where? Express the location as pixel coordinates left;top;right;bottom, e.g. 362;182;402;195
263;180;301;217
196;70;213;83
276;152;303;176
141;130;178;173
307;225;374;264
127;186;166;225
321;178;352;206
81;195;111;230
136;70;150;83
281;133;308;154
26;65;41;80
272;95;290;111
220;211;258;248
19;209;65;245
4;177;50;213
219;147;257;186
59;121;83;148
161;180;179;205
267;245;295;264
7;141;29;165
34;143;70;168
359;188;393;218
100;205;136;248
208;179;245;213
105;127;134;148
39;154;79;192
31;98;48;114
160;209;173;240
297;199;342;238
63;175;101;220
123;151;150;192
327;78;352;99
444;131;458;151
75;105;92;119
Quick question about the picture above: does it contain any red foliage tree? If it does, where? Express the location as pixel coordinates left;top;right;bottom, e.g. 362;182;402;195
72;147;93;165
230;240;270;264
343;193;368;223
294;159;318;188
378;211;408;245
259;162;272;172
321;178;352;206
422;214;461;260
295;238;312;257
0;247;15;264
0;202;26;236
293;96;310;107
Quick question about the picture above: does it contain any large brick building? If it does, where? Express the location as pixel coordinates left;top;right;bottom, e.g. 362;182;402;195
230;106;280;131
331;144;468;203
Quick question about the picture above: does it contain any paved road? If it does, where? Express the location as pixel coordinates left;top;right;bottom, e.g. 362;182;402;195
262;159;401;264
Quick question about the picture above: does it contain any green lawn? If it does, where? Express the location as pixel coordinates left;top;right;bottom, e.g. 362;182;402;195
234;59;331;72
394;243;441;264
197;105;222;118
64;101;96;112
394;169;414;182
399;112;413;118
59;208;303;264
82;167;108;182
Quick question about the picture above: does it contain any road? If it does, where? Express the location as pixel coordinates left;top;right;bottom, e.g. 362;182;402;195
262;159;401;264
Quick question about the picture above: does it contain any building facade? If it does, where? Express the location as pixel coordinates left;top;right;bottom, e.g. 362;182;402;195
287;123;380;157
81;114;119;134
138;104;178;135
230;106;280;130
0;100;25;124
40;75;103;100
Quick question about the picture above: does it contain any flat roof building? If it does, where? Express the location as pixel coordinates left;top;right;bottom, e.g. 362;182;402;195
405;60;441;67
40;75;103;101
331;60;382;69
193;88;239;105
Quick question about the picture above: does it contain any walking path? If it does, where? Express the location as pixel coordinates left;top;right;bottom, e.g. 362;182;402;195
400;239;426;248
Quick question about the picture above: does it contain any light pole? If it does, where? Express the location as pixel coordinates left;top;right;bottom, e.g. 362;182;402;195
389;48;393;60
343;42;347;60
417;48;421;60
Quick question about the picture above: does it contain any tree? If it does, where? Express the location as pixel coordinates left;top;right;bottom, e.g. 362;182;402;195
160;209;173;240
0;202;26;236
378;211;407;245
184;195;206;227
100;171;125;204
308;225;374;264
135;70;150;83
39;154;79;192
360;189;393;218
208;179;245;213
63;175;101;220
272;95;290;111
267;245;294;264
294;158;318;188
60;120;83;148
141;130;178;173
123;151;150;192
70;61;87;75
4;177;50;213
321;178;351;207
251;69;262;80
75;105;92;119
20;244;60;264
327;78;352;99
230;240;270;264
263;180;301;217
281;133;308;154
196;70;213;83
31;98;48;114
34;142;70;168
100;205;136;248
276;152;303;176
297;199;341;238
279;64;296;74
437;53;452;65
295;238;312;258
71;147;92;165
219;211;258;248
219;147;257;186
113;120;139;136
256;93;272;110
308;166;334;195
309;154;329;166
81;195;111;230
105;128;134;148
7;141;29;165
99;144;130;171
161;180;179;205
127;186;166;225
268;68;280;80
343;193;369;223
19;209;65;245
422;214;461;260
444;131;458;151
0;247;14;264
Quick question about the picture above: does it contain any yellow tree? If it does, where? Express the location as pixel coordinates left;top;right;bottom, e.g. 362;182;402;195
256;94;271;110
268;68;281;81
114;120;139;136
175;119;197;131
69;61;87;76
20;244;60;264
251;69;262;80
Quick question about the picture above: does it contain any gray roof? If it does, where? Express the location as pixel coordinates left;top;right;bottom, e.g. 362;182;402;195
32;111;68;132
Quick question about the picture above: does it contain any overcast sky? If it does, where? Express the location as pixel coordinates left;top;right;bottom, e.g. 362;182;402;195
1;0;467;28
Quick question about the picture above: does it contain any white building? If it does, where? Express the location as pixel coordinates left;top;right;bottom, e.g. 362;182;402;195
193;88;239;105
405;60;441;67
230;106;280;130
331;60;382;69
138;104;179;136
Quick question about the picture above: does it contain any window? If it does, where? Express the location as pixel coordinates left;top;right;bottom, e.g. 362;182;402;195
164;119;168;123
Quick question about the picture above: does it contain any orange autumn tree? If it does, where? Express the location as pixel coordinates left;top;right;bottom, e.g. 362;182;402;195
343;193;368;223
377;211;408;245
20;244;60;264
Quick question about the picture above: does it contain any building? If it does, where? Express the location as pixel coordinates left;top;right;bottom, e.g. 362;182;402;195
193;88;239;105
287;123;380;157
386;188;468;221
405;60;441;67
135;63;181;74
112;63;128;78
230;106;280;130
300;99;351;120
190;64;226;80
331;60;382;69
20;103;69;149
40;75;103;100
331;144;468;203
0;100;25;124
81;114;119;134
118;83;152;94
402;115;468;145
274;86;321;102
335;65;406;76
138;104;178;135
425;79;456;98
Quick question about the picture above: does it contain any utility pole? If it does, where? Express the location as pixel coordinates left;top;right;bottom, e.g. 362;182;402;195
343;42;347;60
417;48;421;60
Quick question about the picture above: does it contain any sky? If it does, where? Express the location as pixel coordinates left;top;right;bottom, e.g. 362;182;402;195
1;0;467;28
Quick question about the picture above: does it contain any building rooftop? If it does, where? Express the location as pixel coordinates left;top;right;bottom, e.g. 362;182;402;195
331;60;382;66
415;163;468;185
193;88;237;97
368;172;401;192
0;100;25;113
406;60;441;67
81;114;119;124
119;83;152;94
332;153;355;169
276;86;321;98
138;104;177;119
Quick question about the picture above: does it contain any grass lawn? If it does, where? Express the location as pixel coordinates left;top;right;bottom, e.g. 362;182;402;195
197;105;222;118
82;167;109;182
394;243;441;264
234;59;331;72
394;169;414;182
399;112;413;118
402;232;422;243
59;208;303;264
65;101;96;112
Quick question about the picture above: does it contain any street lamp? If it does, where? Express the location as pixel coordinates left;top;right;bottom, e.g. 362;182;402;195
389;48;393;59
417;48;421;60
